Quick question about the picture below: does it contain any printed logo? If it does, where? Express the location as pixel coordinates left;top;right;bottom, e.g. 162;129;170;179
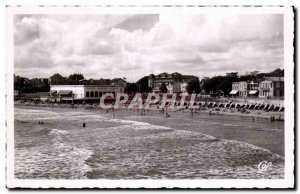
258;161;272;172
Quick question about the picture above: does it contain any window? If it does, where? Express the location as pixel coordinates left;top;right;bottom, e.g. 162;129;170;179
86;91;89;97
95;91;98;97
91;91;94;97
99;92;102;96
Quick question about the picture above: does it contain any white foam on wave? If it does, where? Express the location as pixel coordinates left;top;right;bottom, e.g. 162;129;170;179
15;107;106;122
14;107;59;121
222;123;244;127
15;141;94;179
256;128;283;132
223;139;284;160
49;129;69;135
104;117;173;131
52;142;93;179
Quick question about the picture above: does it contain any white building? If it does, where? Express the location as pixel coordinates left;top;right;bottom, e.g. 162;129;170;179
238;81;248;97
181;83;188;94
230;82;239;96
166;83;173;94
259;80;274;98
259;77;284;98
230;81;259;97
50;85;124;100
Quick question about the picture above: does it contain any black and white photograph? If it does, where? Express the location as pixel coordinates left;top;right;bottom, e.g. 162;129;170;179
5;6;294;189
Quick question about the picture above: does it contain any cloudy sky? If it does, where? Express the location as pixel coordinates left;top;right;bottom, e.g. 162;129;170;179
14;14;283;82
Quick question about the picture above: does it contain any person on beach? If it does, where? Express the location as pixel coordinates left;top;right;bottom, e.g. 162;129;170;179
270;115;275;122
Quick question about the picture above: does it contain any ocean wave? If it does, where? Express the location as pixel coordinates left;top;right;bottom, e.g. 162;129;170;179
222;123;244;127
255;128;283;132
15;142;93;179
104;117;173;131
52;142;93;179
49;129;69;135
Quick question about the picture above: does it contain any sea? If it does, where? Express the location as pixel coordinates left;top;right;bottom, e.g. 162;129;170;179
14;105;284;179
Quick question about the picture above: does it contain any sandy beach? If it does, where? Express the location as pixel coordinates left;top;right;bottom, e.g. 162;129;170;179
15;100;284;121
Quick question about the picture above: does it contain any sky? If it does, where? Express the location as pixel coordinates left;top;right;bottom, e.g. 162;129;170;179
14;14;283;82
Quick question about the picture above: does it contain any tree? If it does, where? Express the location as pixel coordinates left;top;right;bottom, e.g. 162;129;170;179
136;76;152;93
202;75;238;95
14;75;26;90
226;72;238;78
69;73;84;81
186;78;201;94
269;68;284;77
159;83;168;93
125;83;139;93
172;73;183;82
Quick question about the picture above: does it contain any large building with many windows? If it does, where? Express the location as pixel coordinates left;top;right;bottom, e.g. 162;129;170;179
148;72;198;94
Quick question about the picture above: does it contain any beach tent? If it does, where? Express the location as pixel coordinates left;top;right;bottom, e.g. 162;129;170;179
263;104;270;110
274;106;280;111
268;104;275;111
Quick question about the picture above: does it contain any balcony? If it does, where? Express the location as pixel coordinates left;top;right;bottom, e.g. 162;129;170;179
260;87;270;91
